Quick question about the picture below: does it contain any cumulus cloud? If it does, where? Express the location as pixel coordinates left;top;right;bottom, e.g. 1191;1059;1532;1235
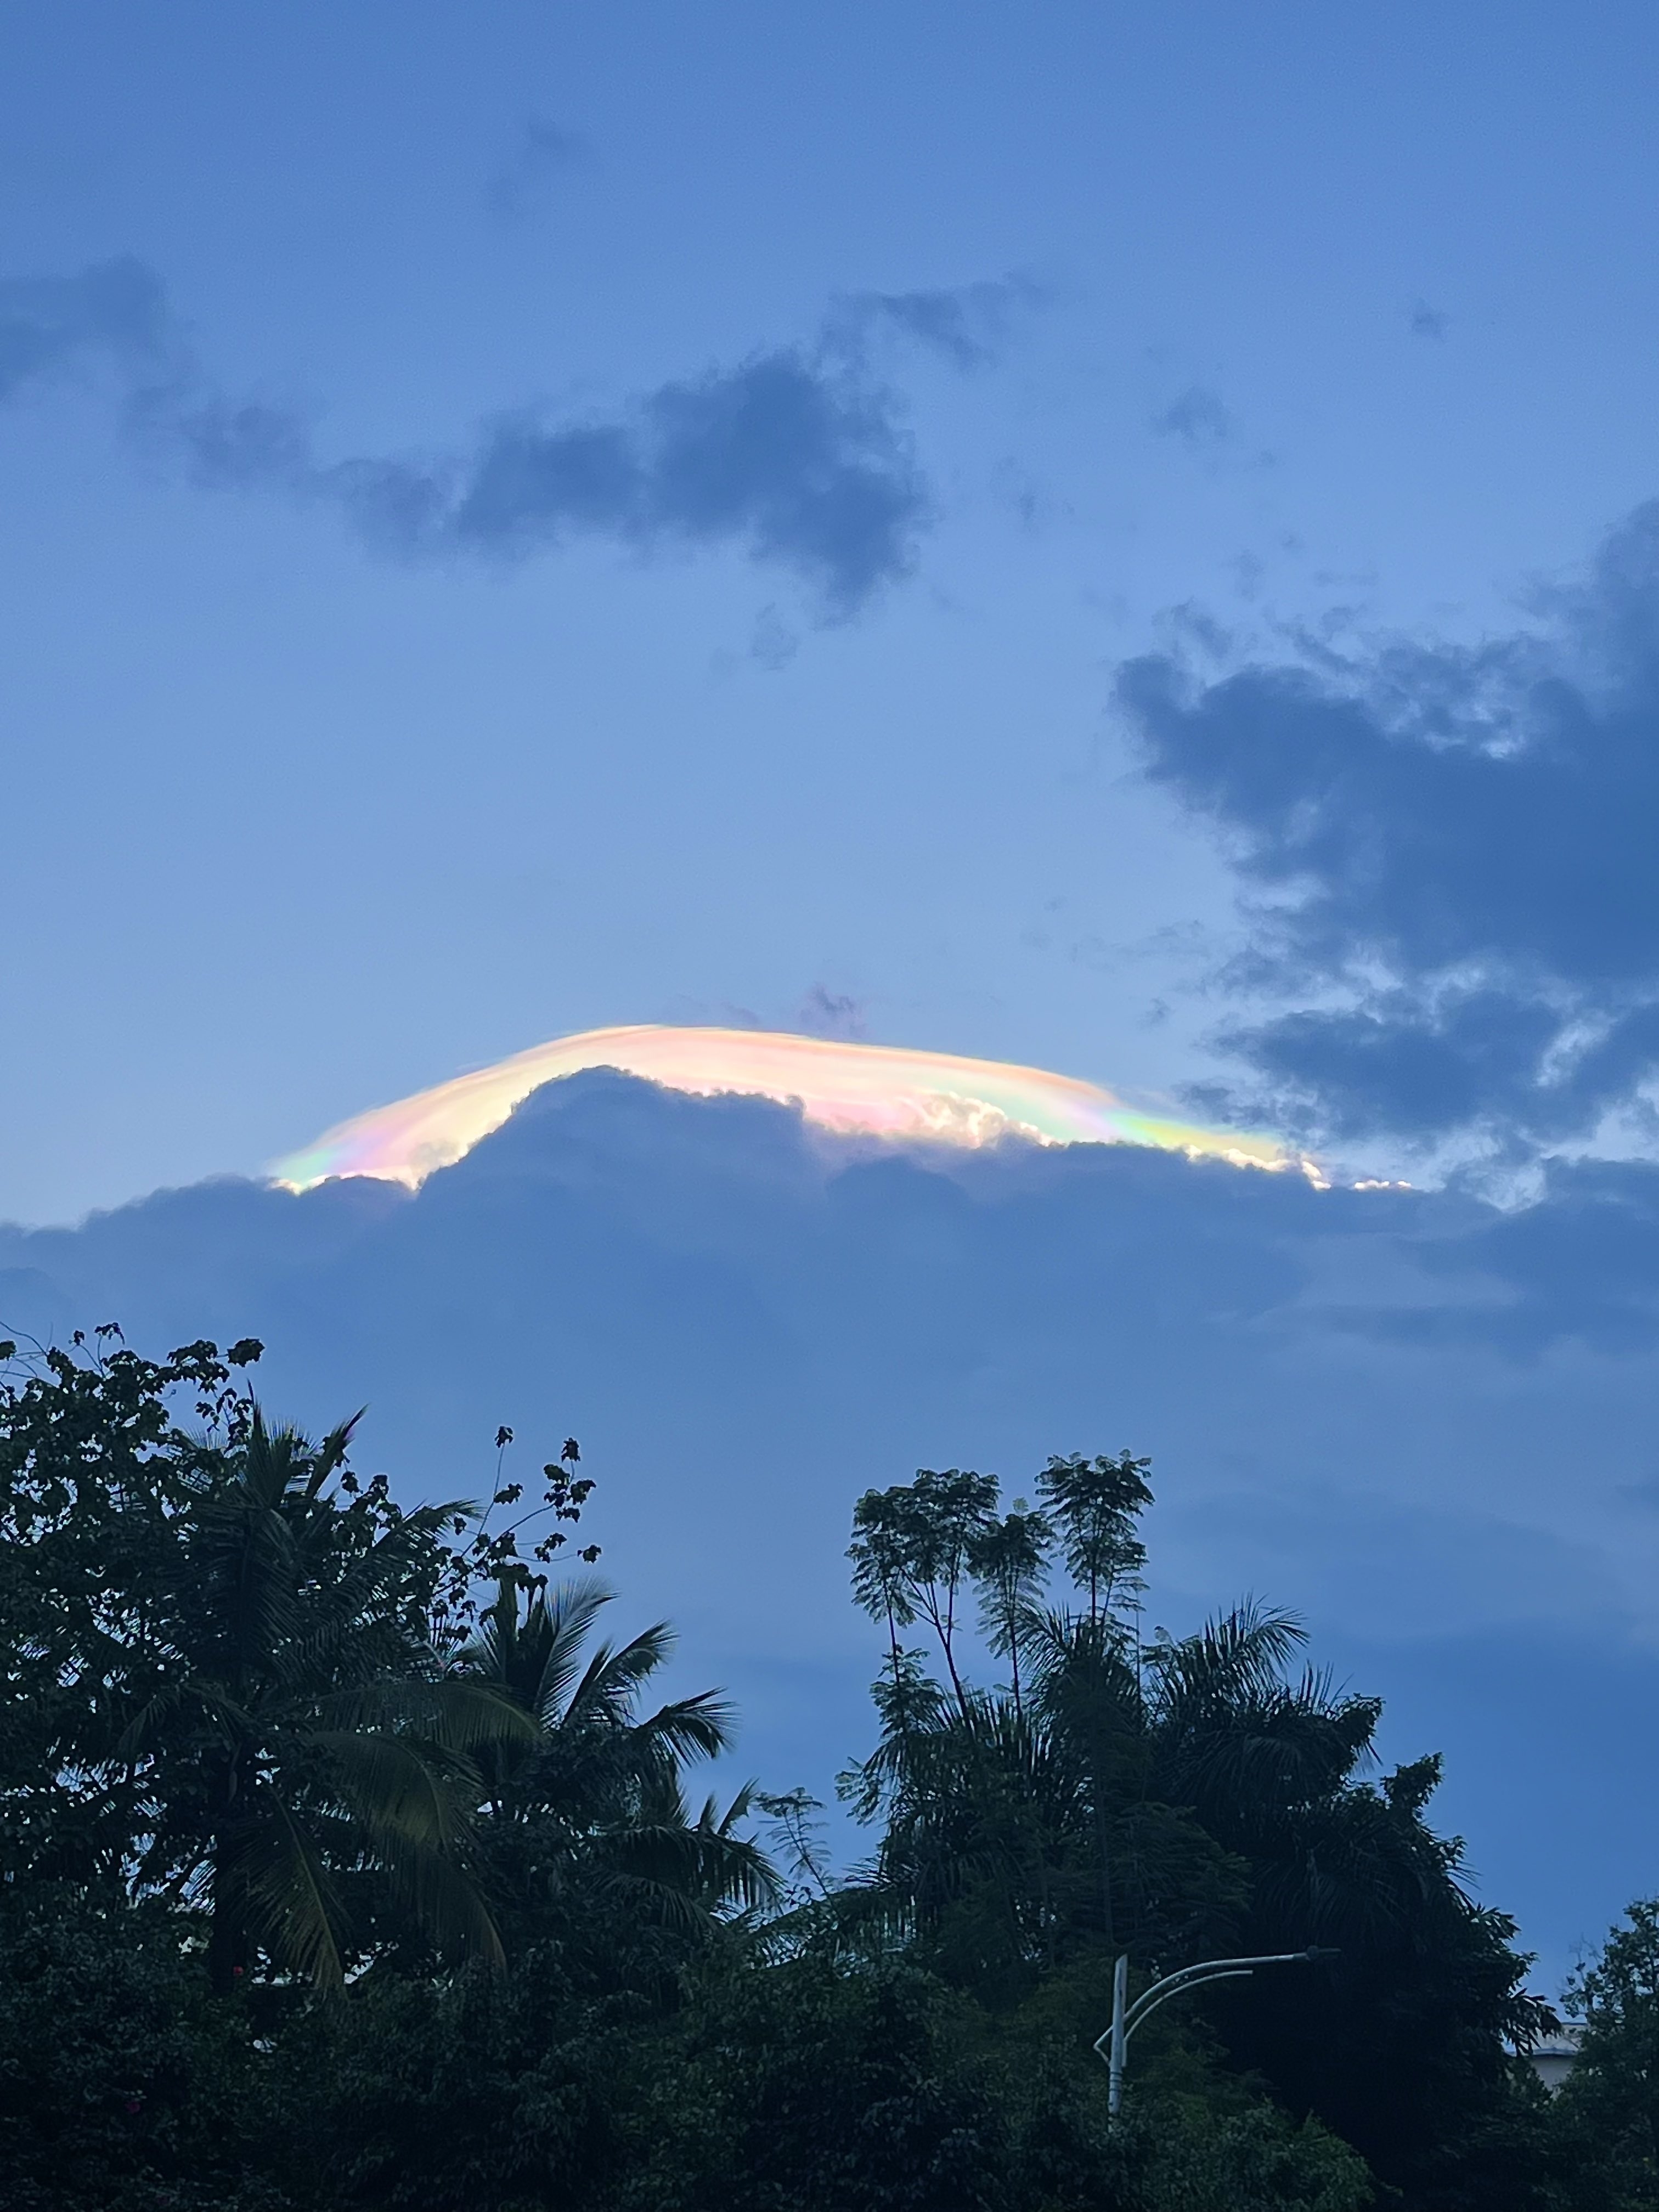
372;349;929;612
1400;1155;1659;1357
2;1070;1653;1582
6;1071;1658;1961
1120;503;1659;1152
227;344;925;614
0;256;1044;613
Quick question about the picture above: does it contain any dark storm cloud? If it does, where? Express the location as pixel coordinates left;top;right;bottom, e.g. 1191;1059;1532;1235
1212;992;1569;1146
190;346;928;614
1120;503;1659;1148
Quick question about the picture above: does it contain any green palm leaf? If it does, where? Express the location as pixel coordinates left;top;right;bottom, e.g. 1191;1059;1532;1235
315;1675;540;1752
221;1783;349;1992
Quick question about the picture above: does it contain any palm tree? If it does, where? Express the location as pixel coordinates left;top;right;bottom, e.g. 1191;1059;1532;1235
462;1577;776;1937
847;1613;1248;1994
1142;1604;1378;1855
117;1409;538;1994
842;1464;1382;1993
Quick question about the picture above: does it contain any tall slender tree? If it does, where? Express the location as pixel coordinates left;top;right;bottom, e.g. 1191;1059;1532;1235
968;1502;1052;1717
848;1468;998;1714
1035;1452;1152;1627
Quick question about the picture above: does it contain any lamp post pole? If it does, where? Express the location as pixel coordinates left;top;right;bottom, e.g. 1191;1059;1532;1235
1095;1947;1339;2118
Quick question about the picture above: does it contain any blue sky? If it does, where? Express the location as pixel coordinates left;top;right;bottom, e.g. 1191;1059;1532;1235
10;2;1659;1980
11;2;1659;1215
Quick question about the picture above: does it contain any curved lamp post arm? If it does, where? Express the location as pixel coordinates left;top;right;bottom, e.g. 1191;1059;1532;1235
1122;1950;1316;2036
1095;1946;1337;2118
1122;1966;1254;2039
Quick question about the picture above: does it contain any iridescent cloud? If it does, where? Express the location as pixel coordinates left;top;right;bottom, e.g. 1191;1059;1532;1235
270;1025;1305;1192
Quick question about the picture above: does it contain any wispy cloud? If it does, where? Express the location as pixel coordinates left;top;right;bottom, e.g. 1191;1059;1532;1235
796;985;867;1039
0;258;169;397
824;274;1043;372
0;257;1035;616
1151;384;1235;449
484;115;590;224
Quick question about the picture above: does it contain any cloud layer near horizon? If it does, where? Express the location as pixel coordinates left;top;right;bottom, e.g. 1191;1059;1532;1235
0;1088;1655;1616
5;1071;1658;1967
8;1070;1658;1601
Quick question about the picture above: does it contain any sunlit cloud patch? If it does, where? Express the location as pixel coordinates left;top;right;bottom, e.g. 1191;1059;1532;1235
270;1026;1304;1193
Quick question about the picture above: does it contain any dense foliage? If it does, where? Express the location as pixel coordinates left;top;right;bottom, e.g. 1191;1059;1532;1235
0;1329;1632;2207
837;1454;1569;2208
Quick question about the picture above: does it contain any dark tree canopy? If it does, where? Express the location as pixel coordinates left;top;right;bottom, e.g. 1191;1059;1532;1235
0;1328;1630;2210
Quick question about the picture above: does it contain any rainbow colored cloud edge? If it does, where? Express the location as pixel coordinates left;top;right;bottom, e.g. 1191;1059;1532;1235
269;1024;1324;1194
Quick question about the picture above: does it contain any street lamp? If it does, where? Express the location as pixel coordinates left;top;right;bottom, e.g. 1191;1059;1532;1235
1095;1946;1340;2117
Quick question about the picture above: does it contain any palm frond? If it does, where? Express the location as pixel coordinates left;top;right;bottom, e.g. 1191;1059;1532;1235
565;1621;676;1729
304;1729;507;1970
1149;1599;1308;1718
314;1675;541;1752
580;1804;779;1922
463;1579;618;1724
633;1689;736;1766
374;1832;506;1972
223;1784;349;1993
193;1491;302;1671
240;1406;307;1512
302;1411;365;1500
282;1528;450;1679
533;1581;619;1723
114;1677;257;1762
305;1728;472;1855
